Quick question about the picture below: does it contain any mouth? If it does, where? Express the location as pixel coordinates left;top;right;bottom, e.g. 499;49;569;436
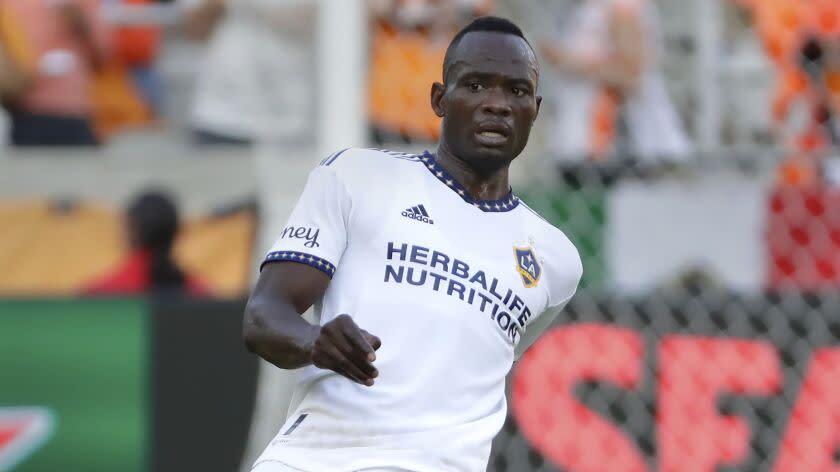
474;123;511;147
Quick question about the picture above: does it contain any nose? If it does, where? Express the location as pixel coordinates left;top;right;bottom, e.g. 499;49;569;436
481;88;512;117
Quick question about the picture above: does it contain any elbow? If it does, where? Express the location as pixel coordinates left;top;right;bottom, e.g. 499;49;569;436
242;297;264;354
625;67;643;92
183;24;210;41
608;66;642;96
182;20;208;41
617;56;644;92
182;11;219;41
242;328;257;354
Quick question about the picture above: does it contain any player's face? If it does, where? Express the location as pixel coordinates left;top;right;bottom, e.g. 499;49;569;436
432;32;541;173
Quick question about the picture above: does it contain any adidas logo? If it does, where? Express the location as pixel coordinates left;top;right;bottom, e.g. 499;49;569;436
402;204;434;224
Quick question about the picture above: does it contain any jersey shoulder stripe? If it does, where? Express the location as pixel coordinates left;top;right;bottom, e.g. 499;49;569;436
319;148;351;166
518;200;553;226
368;148;423;161
319;148;421;168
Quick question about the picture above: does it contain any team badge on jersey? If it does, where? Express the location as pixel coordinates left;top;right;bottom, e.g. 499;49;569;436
514;246;542;288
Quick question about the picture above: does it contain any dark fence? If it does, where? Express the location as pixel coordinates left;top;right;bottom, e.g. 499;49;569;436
492;290;840;472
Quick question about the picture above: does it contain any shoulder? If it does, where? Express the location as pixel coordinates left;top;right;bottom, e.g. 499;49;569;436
318;147;423;169
518;201;583;302
316;147;425;185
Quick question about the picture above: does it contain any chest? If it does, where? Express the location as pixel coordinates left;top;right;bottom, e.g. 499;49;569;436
343;168;552;348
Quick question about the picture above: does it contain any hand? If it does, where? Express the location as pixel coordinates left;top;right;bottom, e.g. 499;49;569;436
309;314;382;386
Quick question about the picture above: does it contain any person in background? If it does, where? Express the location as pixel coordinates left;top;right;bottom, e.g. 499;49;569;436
0;0;110;146
736;0;840;185
84;190;209;296
773;34;840;185
180;0;317;146
0;40;30;100
90;0;163;140
540;0;689;168
367;0;493;144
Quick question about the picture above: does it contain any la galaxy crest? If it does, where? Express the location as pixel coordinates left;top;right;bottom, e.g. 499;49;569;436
514;246;541;288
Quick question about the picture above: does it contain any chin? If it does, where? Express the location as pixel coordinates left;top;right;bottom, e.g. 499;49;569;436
463;148;514;172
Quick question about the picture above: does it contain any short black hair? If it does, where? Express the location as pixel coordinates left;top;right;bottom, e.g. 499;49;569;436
443;16;533;83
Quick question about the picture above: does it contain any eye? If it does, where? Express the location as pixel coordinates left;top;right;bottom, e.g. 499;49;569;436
512;87;527;97
468;82;484;92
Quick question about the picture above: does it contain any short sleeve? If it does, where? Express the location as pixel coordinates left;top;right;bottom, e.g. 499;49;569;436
261;165;351;278
514;234;583;359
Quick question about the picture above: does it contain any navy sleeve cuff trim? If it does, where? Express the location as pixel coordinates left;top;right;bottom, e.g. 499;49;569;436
261;251;337;278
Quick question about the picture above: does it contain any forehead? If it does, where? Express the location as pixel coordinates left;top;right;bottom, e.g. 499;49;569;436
447;31;538;83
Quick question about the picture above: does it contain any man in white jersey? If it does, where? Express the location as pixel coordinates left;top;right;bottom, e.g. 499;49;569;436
243;16;583;472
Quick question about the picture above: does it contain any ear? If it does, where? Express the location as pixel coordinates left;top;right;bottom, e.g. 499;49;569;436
534;95;542;121
431;82;445;118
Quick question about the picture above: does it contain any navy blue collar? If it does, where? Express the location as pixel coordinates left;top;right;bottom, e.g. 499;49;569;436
419;151;519;213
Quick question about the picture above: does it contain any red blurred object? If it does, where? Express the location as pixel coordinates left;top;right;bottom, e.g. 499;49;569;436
657;337;781;472
113;0;159;66
0;421;26;451
766;183;840;290
772;348;840;471
83;249;210;296
512;324;646;472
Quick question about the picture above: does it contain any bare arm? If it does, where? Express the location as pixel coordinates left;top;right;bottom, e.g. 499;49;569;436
243;262;381;385
0;44;30;99
367;0;396;20
182;0;226;41
541;3;645;93
58;1;109;69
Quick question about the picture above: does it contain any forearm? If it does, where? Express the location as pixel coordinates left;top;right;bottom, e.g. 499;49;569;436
183;0;226;40
78;29;107;69
0;51;29;98
243;293;319;369
59;4;108;68
575;58;640;92
546;46;640;92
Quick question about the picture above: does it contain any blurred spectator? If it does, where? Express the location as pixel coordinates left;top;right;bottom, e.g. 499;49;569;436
0;39;30;100
540;0;689;165
0;0;110;146
84;190;210;296
91;0;162;140
367;0;492;144
180;0;316;146
739;0;840;184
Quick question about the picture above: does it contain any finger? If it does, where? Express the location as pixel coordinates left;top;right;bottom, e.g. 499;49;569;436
326;326;379;385
341;324;376;362
361;330;382;351
316;343;371;385
332;329;378;379
324;319;377;379
336;355;374;386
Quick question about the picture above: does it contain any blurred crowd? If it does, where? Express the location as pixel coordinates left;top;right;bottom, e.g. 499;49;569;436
0;0;838;172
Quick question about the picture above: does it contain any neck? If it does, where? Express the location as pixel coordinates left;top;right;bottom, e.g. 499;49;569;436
434;141;511;201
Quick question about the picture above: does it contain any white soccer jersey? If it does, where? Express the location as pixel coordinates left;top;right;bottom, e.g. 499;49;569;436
254;148;582;472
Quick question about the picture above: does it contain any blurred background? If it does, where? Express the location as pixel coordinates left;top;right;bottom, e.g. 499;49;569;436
1;0;840;471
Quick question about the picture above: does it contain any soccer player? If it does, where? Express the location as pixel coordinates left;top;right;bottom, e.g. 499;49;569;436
243;16;583;472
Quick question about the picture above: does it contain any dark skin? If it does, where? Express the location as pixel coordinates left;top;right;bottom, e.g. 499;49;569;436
242;30;540;386
432;31;541;200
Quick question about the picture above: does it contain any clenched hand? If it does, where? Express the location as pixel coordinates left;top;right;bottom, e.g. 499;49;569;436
309;314;382;386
